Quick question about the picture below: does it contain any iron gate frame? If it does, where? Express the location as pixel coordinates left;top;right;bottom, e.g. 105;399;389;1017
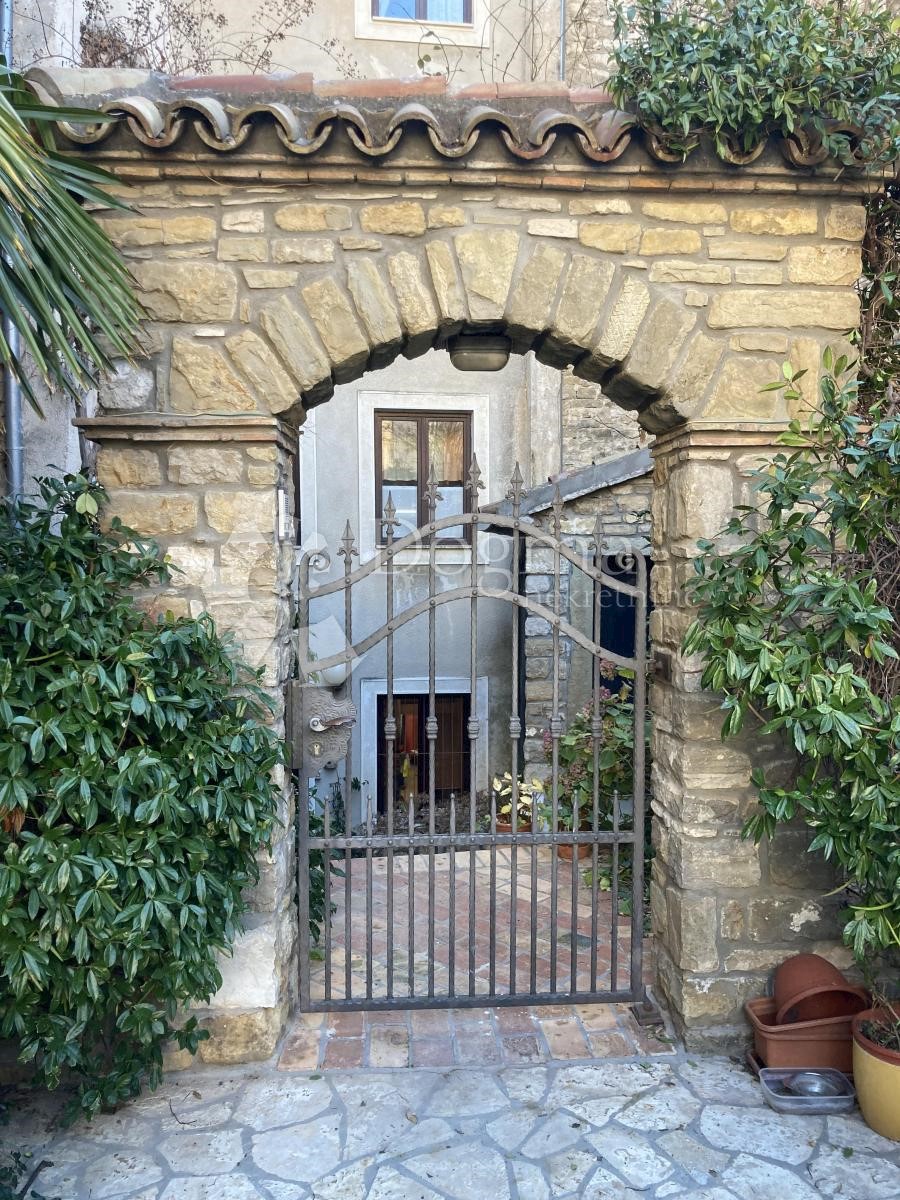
293;459;648;1013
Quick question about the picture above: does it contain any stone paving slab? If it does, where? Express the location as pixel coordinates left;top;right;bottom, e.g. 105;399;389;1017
279;1002;672;1071
6;1051;900;1199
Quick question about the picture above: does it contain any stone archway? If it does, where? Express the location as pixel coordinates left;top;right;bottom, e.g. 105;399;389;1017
40;67;868;1057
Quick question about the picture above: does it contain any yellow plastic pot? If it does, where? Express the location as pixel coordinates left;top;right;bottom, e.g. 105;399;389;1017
852;1009;900;1142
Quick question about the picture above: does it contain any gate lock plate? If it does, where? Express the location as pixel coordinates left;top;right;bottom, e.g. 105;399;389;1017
288;681;357;772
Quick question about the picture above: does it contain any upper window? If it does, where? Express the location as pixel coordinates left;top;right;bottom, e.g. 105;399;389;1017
375;410;472;544
371;0;472;23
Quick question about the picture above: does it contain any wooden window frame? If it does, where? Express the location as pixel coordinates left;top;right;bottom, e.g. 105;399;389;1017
370;0;473;24
375;409;473;546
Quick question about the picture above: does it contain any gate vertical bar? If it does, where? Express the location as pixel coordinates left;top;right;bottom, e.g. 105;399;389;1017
589;516;603;994
629;549;648;997
383;496;398;999
425;466;441;999
339;523;357;1002
296;553;315;1011
549;486;564;995
507;465;525;997
323;792;332;1001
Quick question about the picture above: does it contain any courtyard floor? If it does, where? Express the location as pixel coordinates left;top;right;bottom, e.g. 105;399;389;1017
7;1045;900;1200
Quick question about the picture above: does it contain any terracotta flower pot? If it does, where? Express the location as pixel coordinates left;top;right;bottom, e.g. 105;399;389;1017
773;953;868;1025
496;819;532;834
556;842;591;861
745;997;856;1074
852;1008;900;1142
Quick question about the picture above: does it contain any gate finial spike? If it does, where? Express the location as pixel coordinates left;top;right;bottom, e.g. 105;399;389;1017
338;519;358;564
551;482;564;533
467;453;484;512
506;461;526;518
424;463;443;522
383;491;400;544
590;510;604;555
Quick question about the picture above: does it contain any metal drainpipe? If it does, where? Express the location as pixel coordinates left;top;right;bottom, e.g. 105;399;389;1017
558;0;566;82
0;0;23;505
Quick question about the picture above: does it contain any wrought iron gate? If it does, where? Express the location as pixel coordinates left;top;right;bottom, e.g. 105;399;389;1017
292;460;647;1012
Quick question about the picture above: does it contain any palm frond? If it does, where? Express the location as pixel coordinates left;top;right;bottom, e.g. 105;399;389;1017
0;63;142;411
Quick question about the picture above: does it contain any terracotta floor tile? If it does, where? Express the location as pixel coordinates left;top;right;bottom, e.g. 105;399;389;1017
410;1009;451;1035
278;1028;321;1071
454;1030;502;1066
539;1017;591;1060
410;1037;455;1067
495;1007;538;1034
327;1011;365;1037
587;1030;636;1057
501;1034;544;1062
369;1025;410;1067
322;1037;365;1068
576;1004;620;1031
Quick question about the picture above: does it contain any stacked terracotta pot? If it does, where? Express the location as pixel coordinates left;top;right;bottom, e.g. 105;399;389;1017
745;953;870;1075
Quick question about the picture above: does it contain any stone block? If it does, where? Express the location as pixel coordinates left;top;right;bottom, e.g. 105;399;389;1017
218;237;268;262
729;206;819;236
102;215;216;247
665;887;719;972
222;209;265;233
274;203;351;231
787;245;862;285
639;229;702;256
168;447;243;485
98;361;155;411
708;240;787;261
569;197;632;215
528;218;577;238
243;269;298;289
105;492;198;536
708;289;859;330
259;296;331;393
643;200;727;225
667;332;725;417
346;259;403;350
427;205;466;228
455;229;519;320
388;252;439;345
505;242;567;339
648;260;731;285
613;298;695;399
132;262;237;322
553;255;616;351
425;242;467;327
272;238;334;263
706;356;782;420
734;264;782;285
746;896;837;944
161;340;237;412
590;277;650;367
205;490;276;535
226;331;298;414
824;204;867;241
97;447;161;488
196;1004;287;1064
361;202;427;236
167;544;216;588
731;332;789;353
300;277;370;377
219;537;278;589
578;221;641;253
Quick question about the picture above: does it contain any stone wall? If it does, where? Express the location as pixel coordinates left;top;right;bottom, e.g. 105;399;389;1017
57;88;870;1052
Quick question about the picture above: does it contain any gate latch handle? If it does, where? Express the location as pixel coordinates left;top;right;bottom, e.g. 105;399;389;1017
309;714;355;732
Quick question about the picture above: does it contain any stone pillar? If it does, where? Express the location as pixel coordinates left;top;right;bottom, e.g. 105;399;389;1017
650;423;845;1049
80;412;299;1063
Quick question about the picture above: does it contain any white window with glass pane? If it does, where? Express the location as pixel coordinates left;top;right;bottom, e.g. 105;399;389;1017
354;0;485;43
376;411;471;543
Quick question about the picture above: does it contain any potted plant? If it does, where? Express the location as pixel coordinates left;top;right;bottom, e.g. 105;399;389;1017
491;772;542;833
853;995;900;1142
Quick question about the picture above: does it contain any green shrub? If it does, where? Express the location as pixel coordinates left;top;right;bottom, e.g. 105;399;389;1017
610;0;900;163
683;357;900;964
0;476;281;1117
